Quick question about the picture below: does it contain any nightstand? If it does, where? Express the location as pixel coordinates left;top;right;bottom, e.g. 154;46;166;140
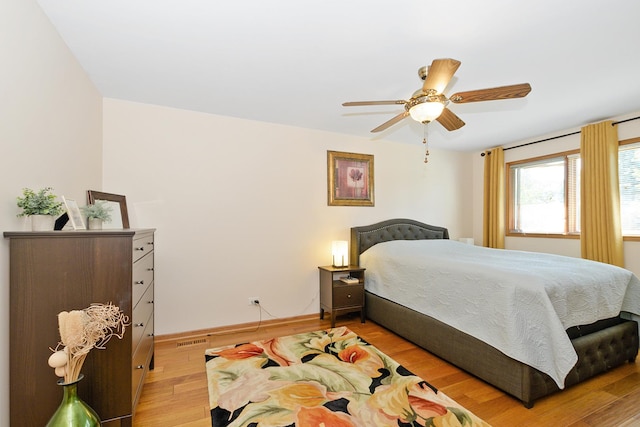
318;265;365;328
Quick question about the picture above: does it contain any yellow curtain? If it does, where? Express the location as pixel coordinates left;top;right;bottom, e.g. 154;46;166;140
483;147;505;248
580;121;624;266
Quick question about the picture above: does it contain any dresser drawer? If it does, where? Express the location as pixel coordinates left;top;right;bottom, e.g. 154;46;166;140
132;233;154;262
333;284;364;308
132;316;154;406
132;284;154;354
132;251;154;306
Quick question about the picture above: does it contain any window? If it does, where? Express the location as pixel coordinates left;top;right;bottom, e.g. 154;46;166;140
508;152;579;235
620;141;640;235
507;139;640;237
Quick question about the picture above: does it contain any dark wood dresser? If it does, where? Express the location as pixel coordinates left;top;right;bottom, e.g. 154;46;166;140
4;229;155;426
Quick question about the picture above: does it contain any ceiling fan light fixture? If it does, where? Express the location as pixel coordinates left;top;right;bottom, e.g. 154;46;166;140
342;58;531;135
408;99;445;123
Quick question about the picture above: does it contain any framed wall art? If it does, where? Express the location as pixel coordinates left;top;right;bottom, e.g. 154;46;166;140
327;151;374;206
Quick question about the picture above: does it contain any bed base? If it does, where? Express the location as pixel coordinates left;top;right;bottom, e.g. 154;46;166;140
366;291;638;407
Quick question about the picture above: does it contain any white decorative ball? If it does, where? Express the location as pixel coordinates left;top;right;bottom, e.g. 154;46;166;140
48;350;68;368
54;365;67;377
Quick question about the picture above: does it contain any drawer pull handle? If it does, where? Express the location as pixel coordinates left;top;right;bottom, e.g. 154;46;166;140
136;365;144;369
147;241;154;245
148;333;154;337
147;300;154;304
347;294;352;298
135;280;144;285
135;247;145;251
134;323;144;327
147;268;154;271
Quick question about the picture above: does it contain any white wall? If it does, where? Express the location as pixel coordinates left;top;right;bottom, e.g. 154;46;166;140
0;1;103;424
471;111;640;277
103;98;475;335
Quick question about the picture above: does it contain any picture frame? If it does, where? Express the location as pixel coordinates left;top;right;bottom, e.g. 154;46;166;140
87;190;130;229
327;151;374;206
62;196;86;230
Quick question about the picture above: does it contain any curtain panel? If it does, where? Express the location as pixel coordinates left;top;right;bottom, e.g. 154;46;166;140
580;121;624;266
483;147;505;248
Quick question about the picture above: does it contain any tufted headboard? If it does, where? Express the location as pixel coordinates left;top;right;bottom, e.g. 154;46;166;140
349;218;449;267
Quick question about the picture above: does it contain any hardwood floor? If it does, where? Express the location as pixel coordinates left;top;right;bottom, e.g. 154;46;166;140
134;314;640;427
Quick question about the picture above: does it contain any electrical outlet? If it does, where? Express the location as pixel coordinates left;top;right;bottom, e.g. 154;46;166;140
248;297;260;306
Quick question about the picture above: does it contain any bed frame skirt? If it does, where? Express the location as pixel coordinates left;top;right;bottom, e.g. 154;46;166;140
366;291;639;408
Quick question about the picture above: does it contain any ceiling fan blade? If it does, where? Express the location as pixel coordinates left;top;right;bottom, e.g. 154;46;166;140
342;100;406;107
422;58;461;94
436;107;465;131
371;111;409;133
449;83;532;104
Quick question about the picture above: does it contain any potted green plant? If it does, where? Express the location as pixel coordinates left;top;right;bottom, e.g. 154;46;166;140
16;187;64;231
81;201;113;230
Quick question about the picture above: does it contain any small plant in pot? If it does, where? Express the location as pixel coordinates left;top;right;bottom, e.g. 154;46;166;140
16;187;64;231
81;201;113;230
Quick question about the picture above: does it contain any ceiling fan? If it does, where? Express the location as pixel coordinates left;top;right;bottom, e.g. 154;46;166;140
342;58;531;133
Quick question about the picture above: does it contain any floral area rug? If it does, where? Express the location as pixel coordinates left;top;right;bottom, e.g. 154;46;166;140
205;326;491;427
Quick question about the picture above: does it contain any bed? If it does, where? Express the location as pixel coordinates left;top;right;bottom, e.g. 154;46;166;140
350;218;639;408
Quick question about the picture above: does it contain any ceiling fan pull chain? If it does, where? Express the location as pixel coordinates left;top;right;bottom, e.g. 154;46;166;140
423;125;430;163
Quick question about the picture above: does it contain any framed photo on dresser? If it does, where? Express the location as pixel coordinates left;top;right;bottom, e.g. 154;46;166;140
62;196;85;230
87;190;130;229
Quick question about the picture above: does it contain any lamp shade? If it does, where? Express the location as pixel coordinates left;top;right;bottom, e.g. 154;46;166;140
409;101;445;123
331;240;349;267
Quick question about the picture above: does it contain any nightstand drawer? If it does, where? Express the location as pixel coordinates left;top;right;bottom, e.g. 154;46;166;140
333;284;364;308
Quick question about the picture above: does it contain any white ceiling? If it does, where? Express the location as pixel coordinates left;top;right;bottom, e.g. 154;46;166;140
36;0;640;151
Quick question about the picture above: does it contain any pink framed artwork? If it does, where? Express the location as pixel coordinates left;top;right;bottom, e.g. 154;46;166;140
327;151;374;206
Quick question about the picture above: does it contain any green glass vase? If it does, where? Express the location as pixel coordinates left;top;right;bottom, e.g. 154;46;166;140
46;374;101;427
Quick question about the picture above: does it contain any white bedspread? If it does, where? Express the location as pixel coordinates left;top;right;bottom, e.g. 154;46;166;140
360;239;640;387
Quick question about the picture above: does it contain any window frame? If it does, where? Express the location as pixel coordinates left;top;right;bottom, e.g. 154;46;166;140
506;149;579;239
619;137;640;241
505;138;640;241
